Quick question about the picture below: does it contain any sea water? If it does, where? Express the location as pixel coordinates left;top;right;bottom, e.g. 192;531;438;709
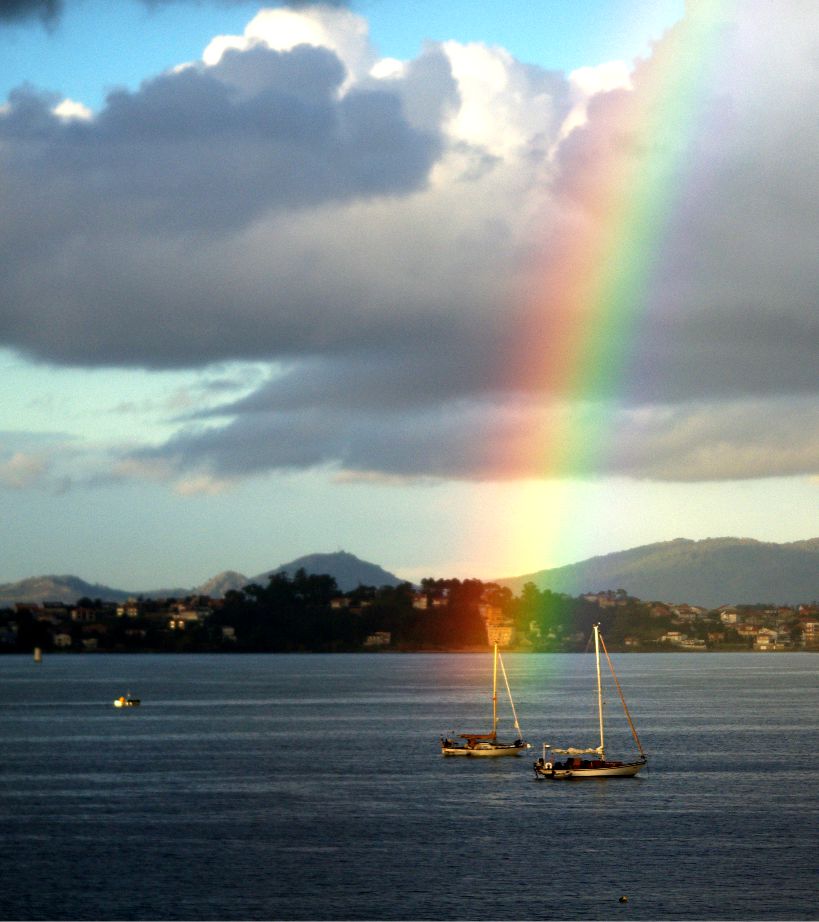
0;652;816;920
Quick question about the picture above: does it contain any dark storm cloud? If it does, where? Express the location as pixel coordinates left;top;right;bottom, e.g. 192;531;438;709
0;44;438;231
134;398;511;481
2;2;818;486
0;38;448;365
133;386;819;485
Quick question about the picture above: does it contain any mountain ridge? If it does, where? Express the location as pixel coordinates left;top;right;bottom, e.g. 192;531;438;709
0;551;403;604
1;539;816;607
495;537;819;607
249;551;403;592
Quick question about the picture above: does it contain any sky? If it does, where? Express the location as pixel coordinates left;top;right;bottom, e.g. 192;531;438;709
0;0;816;590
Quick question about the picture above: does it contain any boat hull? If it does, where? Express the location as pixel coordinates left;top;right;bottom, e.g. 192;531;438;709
442;741;531;757
533;757;645;779
533;626;648;781
440;644;530;759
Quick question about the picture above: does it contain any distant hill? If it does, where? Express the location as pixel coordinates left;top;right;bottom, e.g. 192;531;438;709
0;575;134;605
0;552;404;606
2;540;816;607
193;571;249;598
496;538;819;607
252;551;404;593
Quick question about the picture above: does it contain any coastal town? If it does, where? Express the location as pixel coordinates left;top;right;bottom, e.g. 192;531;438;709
2;574;817;654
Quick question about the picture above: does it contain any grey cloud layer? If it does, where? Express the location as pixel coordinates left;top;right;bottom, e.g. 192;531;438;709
0;42;446;365
2;43;438;233
2;3;817;484
138;394;819;483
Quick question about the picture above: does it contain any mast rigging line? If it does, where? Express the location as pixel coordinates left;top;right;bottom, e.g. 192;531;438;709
497;650;524;736
598;630;646;758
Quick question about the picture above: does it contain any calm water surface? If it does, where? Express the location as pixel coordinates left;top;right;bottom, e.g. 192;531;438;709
0;652;817;921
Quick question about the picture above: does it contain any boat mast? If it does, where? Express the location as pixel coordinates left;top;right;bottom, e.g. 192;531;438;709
593;624;605;757
598;630;646;759
491;643;498;738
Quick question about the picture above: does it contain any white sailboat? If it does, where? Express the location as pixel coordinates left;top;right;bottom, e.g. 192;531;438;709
441;643;531;756
534;623;647;779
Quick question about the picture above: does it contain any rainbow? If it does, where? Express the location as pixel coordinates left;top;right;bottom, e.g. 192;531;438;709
503;0;733;568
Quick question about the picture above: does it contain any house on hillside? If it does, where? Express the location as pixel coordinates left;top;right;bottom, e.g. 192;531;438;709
412;591;447;610
800;620;819;648
660;631;687;645
364;631;391;648
116;600;141;619
672;605;707;623
42;601;69;615
582;590;629;608
14;603;37;615
754;628;778;651
168;610;200;631
479;603;515;646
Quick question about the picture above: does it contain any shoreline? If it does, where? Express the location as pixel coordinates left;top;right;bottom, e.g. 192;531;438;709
7;647;817;655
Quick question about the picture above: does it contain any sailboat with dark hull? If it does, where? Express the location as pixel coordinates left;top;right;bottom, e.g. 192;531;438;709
441;644;530;757
534;624;646;779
